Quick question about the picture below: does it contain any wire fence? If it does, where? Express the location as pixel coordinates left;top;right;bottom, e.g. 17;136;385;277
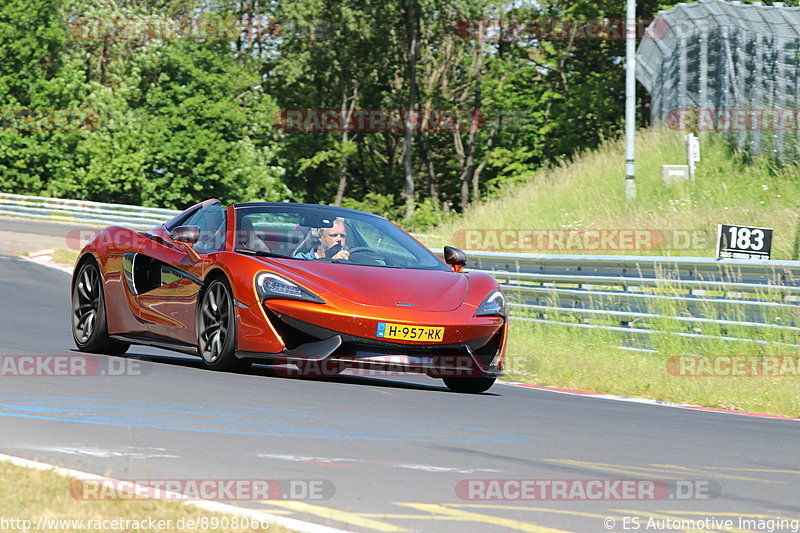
637;0;800;160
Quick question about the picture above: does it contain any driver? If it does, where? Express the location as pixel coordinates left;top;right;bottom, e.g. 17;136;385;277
295;217;351;260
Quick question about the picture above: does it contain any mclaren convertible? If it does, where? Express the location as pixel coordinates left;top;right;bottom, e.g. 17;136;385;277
70;199;507;393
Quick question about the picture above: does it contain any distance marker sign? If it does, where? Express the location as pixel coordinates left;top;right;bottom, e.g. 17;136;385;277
716;224;773;260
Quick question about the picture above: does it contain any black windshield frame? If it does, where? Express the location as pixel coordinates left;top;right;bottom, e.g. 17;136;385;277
233;204;448;271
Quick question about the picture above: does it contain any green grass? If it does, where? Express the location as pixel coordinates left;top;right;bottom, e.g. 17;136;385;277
0;461;295;533
504;323;800;417
52;247;79;265
503;259;800;419
430;128;800;417
427;128;800;259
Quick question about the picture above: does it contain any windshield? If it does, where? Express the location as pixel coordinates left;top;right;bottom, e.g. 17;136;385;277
234;204;448;271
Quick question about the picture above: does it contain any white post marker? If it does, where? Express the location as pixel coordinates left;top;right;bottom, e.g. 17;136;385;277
624;0;637;200
685;133;700;180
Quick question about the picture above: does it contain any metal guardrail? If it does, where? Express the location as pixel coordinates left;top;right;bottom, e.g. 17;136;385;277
433;250;800;349
0;192;179;229
1;193;797;348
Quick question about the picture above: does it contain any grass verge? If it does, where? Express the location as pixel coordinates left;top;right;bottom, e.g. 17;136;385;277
428;128;800;417
427;128;800;259
52;247;79;265
505;321;800;418
0;460;295;533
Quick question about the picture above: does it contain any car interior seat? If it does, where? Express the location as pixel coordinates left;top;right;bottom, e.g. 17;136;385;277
238;216;270;252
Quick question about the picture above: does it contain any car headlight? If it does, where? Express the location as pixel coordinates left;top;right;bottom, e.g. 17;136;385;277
475;290;506;317
256;272;325;304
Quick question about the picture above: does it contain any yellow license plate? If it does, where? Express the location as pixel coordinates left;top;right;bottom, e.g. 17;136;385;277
376;322;444;342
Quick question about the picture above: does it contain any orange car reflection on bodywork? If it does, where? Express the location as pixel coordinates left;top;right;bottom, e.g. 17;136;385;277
70;199;507;393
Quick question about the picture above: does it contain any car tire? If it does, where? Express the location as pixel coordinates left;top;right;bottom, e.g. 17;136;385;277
71;260;130;355
442;376;496;394
198;277;249;371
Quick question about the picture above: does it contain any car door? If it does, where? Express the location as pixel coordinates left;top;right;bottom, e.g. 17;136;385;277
135;204;226;345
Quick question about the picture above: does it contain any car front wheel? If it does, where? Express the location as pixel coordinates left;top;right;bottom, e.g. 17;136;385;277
198;278;247;371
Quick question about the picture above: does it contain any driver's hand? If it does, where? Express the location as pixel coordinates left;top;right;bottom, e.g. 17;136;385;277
332;249;350;260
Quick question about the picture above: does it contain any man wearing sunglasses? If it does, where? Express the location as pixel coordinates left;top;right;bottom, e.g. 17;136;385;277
295;217;351;260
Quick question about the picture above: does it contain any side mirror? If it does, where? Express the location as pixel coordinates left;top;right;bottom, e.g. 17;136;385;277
170;225;203;263
170;225;200;245
444;246;467;273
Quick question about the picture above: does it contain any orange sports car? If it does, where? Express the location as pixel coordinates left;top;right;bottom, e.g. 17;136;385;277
70;199;507;393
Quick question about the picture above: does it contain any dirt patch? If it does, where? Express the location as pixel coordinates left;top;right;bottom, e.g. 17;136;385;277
0;231;72;255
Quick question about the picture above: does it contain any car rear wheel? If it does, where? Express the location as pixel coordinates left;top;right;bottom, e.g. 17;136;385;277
72;261;130;355
442;376;496;394
198;278;248;371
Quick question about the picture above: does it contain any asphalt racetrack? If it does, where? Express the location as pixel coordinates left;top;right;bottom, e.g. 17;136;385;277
0;222;798;532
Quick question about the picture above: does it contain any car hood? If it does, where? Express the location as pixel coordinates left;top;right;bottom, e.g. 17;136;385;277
267;259;468;312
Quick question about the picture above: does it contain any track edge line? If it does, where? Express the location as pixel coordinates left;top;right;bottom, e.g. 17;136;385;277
498;380;799;421
0;452;355;533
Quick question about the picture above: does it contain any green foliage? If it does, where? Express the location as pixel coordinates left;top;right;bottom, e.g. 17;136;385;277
342;193;450;232
341;193;400;219
0;0;65;106
482;146;540;198
0;0;290;208
0;0;782;234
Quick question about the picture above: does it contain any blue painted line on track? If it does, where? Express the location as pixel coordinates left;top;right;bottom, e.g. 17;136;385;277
0;396;531;443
